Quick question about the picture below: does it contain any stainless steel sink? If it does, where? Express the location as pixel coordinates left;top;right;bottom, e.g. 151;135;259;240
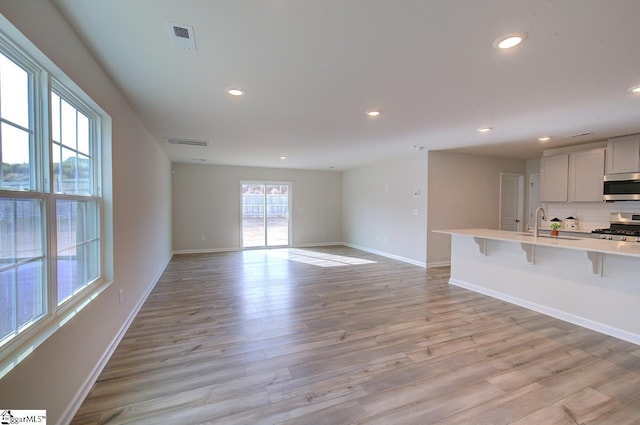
516;233;580;241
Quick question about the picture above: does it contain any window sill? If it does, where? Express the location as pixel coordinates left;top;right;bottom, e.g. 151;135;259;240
0;278;113;379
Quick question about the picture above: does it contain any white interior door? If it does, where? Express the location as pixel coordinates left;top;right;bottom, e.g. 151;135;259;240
500;173;525;232
528;173;541;230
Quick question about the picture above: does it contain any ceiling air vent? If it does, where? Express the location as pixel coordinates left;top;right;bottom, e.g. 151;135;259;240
165;137;208;147
166;23;197;51
569;131;593;138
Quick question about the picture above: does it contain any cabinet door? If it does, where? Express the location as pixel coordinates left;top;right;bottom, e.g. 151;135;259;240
569;148;605;202
541;154;568;202
607;135;640;174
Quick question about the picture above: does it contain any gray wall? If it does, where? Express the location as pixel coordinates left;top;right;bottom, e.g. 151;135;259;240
342;152;428;265
172;163;342;251
427;151;526;266
0;4;173;424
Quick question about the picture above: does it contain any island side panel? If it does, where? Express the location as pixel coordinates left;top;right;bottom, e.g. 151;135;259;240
448;233;640;344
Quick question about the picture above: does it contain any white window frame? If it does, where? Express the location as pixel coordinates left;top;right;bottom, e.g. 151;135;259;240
0;19;112;379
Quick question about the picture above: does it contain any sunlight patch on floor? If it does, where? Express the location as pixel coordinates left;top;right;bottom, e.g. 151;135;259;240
268;248;376;267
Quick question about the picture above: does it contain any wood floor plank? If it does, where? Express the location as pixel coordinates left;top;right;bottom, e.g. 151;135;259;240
71;246;640;424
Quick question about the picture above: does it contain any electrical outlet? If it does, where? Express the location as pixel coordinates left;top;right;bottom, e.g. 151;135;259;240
119;289;124;304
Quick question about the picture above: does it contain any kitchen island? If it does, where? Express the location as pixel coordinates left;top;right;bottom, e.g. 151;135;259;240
435;228;640;345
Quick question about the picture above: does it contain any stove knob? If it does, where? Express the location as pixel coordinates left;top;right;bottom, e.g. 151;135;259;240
621;236;627;241
636;237;640;243
607;235;613;240
600;235;607;239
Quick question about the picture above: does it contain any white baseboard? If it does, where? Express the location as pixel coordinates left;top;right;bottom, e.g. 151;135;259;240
59;254;173;425
293;242;344;248
427;261;451;268
173;247;240;255
342;243;426;268
449;277;640;346
173;243;345;256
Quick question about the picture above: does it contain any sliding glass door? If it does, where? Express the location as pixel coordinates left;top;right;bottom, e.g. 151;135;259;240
241;182;290;248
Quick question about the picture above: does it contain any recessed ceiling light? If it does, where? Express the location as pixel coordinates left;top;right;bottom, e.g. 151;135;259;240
538;136;551;142
493;32;528;49
367;110;381;117
478;126;492;133
227;88;245;96
629;85;640;94
279;156;287;160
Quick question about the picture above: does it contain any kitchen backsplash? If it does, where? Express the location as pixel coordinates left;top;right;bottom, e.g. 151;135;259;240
542;201;640;231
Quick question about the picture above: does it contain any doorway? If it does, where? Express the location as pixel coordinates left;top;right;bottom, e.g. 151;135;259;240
499;173;525;232
527;173;541;231
241;182;291;248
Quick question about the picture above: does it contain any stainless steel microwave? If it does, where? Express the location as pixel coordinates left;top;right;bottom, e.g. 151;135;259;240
604;172;640;201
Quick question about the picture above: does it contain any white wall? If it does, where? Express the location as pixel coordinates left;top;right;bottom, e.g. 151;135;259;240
0;4;172;425
342;152;427;266
172;163;342;251
427;151;526;266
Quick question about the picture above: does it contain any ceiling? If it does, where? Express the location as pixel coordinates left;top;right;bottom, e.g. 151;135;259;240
51;0;640;170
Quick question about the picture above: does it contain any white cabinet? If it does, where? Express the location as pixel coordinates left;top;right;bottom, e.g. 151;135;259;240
541;148;605;203
568;148;605;202
606;134;640;174
541;154;568;202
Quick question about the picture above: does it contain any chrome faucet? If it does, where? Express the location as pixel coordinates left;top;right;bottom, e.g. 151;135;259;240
534;207;546;237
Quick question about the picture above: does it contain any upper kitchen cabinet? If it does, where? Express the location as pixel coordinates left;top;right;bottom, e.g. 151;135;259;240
568;148;605;202
606;134;640;174
541;154;568;202
541;148;605;203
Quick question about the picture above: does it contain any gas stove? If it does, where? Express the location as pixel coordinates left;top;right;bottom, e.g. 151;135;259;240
591;212;640;242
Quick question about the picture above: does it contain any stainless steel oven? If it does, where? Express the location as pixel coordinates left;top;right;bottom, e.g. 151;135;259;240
591;212;640;241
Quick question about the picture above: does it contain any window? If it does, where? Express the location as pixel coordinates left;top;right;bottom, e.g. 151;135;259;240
0;27;107;373
0;50;33;191
50;87;101;304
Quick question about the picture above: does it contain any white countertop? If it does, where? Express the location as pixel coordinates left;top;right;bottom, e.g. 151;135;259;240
434;228;640;258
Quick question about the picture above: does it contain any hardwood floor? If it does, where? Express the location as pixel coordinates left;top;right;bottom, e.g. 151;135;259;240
71;246;640;424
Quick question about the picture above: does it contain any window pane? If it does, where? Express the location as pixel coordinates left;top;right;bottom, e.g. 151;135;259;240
51;92;60;143
1;123;31;190
0;198;45;344
56;199;75;252
60;99;77;150
52;93;94;195
0;198;43;266
57;247;80;304
0;268;16;342
52;143;62;193
60;146;77;194
77;153;91;194
54;150;94;196
16;259;46;329
15;198;43;259
0;198;16;267
77;112;89;155
0;52;29;129
57;199;99;304
86;240;99;283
